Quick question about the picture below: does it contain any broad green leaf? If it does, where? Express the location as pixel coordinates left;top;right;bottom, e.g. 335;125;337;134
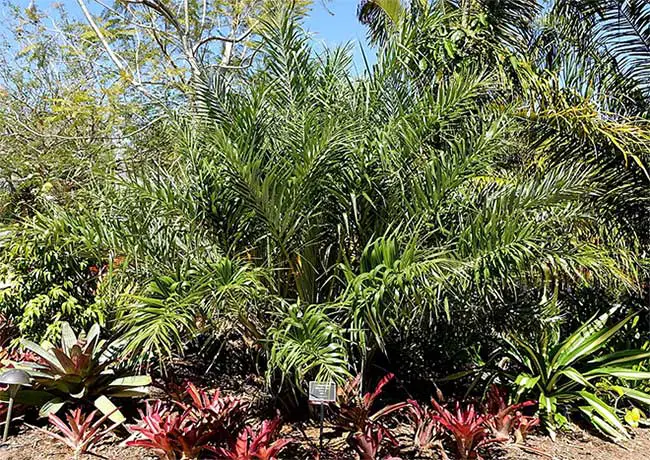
60;322;77;355
110;388;150;397
84;324;102;354
0;390;54;406
610;386;650;406
20;339;65;374
589;350;650;366
559;367;594;388
509;335;547;378
554;312;634;370
361;0;404;25
39;398;66;418
515;373;540;392
108;376;152;387
586;410;628;442
94;395;125;424
539;394;556;413
552;310;607;366
585;368;650;380
579;391;629;439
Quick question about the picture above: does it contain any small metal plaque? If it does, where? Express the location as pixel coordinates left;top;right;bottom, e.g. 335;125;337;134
308;381;336;403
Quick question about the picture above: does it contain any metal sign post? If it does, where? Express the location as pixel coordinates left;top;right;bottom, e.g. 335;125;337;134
319;402;324;452
308;381;336;458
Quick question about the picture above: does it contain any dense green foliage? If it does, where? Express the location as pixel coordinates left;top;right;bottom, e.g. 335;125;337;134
1;0;650;448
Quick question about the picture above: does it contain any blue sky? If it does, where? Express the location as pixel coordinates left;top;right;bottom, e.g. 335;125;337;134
306;0;374;68
307;0;367;44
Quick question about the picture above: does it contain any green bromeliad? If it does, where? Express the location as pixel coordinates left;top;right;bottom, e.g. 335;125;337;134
5;322;150;423
501;308;650;441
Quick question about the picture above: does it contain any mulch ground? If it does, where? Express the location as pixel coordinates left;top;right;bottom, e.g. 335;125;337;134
2;423;650;460
501;427;650;460
0;427;154;460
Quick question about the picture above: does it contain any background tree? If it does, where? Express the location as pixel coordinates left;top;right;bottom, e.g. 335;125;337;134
73;0;322;92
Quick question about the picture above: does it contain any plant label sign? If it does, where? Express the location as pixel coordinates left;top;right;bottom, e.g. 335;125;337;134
308;381;336;404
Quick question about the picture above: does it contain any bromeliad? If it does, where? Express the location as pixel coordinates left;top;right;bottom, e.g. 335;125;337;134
500;308;650;440
209;417;292;460
13;322;150;423
483;385;537;441
335;374;407;458
39;408;120;459
431;398;502;460
127;383;250;459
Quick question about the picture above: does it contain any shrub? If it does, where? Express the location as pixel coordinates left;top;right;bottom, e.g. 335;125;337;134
0;219;105;341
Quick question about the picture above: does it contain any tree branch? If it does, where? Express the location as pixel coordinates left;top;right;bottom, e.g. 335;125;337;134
192;26;255;55
76;0;129;74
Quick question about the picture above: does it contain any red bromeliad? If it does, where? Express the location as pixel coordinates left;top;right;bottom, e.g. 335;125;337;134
39;408;120;459
483;385;537;441
337;373;385;432
513;413;540;443
336;374;406;460
431;398;501;460
352;424;404;460
182;382;249;437
127;383;251;459
403;399;443;453
210;417;292;460
127;400;209;460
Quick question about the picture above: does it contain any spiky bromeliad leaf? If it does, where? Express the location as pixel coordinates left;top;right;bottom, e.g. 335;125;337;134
498;309;650;440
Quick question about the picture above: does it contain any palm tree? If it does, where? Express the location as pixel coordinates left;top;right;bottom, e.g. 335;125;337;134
358;0;650;101
135;5;647;384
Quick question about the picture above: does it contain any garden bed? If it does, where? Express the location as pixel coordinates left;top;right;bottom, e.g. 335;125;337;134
1;423;650;459
0;342;647;460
